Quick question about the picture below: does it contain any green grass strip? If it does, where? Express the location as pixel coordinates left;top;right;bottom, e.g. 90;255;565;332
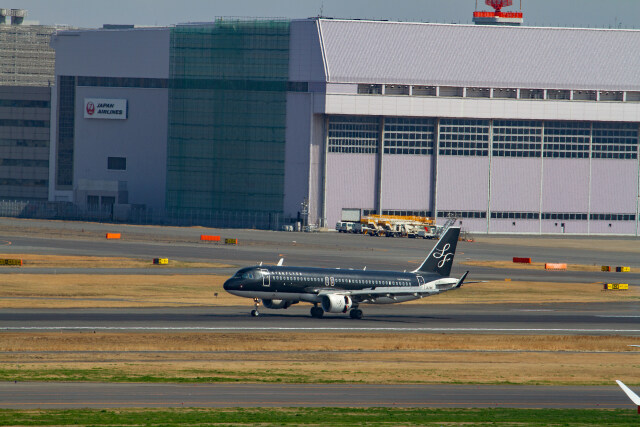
0;407;637;426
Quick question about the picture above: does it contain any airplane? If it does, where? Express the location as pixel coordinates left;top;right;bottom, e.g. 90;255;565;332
616;380;640;414
223;226;468;319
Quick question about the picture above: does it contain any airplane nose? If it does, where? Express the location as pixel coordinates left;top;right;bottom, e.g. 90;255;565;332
223;278;238;291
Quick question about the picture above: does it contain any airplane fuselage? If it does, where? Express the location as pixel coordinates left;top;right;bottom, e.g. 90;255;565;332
223;226;464;318
224;265;457;305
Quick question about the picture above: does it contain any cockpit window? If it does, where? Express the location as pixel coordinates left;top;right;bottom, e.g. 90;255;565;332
242;273;254;279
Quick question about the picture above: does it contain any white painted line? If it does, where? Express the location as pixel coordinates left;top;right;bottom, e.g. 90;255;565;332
596;315;640;318
2;327;640;333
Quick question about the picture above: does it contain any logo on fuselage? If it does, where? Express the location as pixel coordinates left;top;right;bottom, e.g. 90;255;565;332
86;102;95;115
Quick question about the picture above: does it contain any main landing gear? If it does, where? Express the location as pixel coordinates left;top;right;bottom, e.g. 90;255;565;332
250;298;260;317
309;305;364;319
349;308;363;319
310;305;324;318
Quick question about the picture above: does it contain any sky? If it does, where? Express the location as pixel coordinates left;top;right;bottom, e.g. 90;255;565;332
6;0;640;29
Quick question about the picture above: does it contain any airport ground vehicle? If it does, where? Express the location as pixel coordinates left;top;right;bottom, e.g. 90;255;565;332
335;221;355;233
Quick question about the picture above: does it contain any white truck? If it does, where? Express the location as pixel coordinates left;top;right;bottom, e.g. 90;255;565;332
335;221;356;233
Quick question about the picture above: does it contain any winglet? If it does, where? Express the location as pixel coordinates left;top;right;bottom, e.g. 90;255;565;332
277;258;284;266
454;271;469;289
616;380;640;413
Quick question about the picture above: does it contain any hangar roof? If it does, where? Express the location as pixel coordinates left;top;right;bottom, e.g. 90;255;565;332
316;19;640;91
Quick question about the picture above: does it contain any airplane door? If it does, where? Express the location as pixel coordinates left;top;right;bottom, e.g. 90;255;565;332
261;269;270;287
417;276;425;286
330;277;335;287
324;276;329;287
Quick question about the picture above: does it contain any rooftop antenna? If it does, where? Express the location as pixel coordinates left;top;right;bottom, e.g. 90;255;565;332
473;0;523;26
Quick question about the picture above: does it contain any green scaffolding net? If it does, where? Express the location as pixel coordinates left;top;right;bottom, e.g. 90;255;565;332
167;19;290;216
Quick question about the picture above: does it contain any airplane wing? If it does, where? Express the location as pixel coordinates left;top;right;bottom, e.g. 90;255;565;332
616;380;640;406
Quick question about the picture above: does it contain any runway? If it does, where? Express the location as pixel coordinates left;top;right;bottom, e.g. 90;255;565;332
0;382;632;409
1;219;639;411
2;303;639;335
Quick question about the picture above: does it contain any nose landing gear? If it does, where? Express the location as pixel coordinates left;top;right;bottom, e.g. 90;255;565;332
250;298;260;317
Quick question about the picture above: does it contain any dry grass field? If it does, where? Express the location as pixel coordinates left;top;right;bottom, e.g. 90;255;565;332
461;260;630;272
0;253;230;269
1;333;638;385
0;274;636;308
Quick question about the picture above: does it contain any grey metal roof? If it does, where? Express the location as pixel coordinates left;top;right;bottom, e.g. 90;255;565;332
316;19;640;91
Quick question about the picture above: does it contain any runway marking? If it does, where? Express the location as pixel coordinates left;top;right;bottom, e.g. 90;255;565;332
596;315;640;318
3;327;640;333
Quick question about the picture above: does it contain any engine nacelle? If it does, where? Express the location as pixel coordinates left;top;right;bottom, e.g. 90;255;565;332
321;294;353;313
262;299;294;310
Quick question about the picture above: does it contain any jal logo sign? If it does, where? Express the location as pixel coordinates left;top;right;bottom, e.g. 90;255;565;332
83;98;128;120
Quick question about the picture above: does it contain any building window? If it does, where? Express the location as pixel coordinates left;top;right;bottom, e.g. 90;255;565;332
493;88;517;99
542;213;588;220
466;87;490;98
412;86;436;96
328;116;379;154
493;120;542;157
590;213;636;221
56;75;75;188
375;210;432;217
438;211;486;219
0;99;50;108
385;85;410;95
384;117;435;155
520;89;544;99
491;211;540;219
77;76;168;88
107;157;126;170
572;90;597;101
543;121;590;158
439;119;489;156
592;122;638;160
357;84;382;95
546;90;570;100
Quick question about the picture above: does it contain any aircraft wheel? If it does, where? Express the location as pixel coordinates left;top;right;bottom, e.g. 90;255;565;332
349;309;363;319
310;306;324;318
250;309;259;317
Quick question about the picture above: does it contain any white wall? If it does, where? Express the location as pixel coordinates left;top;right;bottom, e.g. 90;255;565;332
73;86;168;209
321;95;640;123
52;28;170;79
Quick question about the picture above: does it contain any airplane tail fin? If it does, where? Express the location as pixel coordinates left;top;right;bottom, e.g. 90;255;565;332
412;226;460;277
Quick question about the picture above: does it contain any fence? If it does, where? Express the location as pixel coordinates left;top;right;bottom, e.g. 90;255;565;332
0;200;287;230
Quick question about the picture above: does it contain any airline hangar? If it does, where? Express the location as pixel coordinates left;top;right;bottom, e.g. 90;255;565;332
50;18;640;234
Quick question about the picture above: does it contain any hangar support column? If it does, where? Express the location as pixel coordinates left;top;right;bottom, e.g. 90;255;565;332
636;123;640;237
376;116;384;214
432;118;440;220
321;115;329;228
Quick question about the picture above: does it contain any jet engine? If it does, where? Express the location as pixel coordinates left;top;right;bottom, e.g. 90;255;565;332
321;294;353;313
262;299;295;310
